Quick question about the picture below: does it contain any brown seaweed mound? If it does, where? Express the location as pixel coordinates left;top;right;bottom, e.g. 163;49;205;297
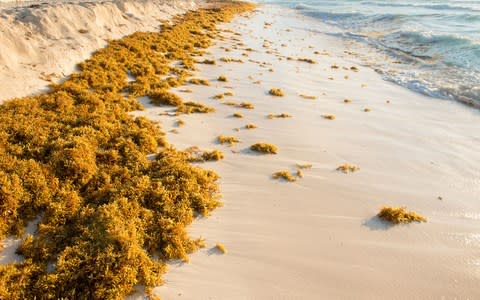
377;206;427;224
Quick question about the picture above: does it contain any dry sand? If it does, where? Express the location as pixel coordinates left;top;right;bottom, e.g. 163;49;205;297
1;2;479;299
0;0;199;102
129;5;480;300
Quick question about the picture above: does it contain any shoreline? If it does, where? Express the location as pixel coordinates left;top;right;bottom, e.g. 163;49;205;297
0;1;479;299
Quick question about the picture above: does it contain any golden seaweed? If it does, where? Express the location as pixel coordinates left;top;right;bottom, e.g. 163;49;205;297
377;206;427;224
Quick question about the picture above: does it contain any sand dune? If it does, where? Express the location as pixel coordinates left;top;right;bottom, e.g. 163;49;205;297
0;0;199;102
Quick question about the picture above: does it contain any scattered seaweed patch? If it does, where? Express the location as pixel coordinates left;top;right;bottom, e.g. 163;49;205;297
218;75;228;82
299;94;317;100
185;146;224;162
213;93;224;99
322;114;336;120
198;59;216;65
245;123;257;129
201;150;224;161
217;135;240;145
377;207;427;224
179;101;215;114
0;1;255;298
268;88;284;97
297;58;317;64
336;163;359;173
232;112;243;118
238;102;254;109
267;113;292;119
272;170;297;182
189;78;211;86
215;243;227;254
250;143;278;154
220;57;243;63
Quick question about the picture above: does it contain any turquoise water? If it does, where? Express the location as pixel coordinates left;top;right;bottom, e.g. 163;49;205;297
259;0;480;106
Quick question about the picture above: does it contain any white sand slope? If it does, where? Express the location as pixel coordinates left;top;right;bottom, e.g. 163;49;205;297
0;0;199;102
127;5;480;300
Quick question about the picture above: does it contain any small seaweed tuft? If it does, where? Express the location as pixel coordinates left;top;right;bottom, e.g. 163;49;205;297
322;114;336;120
238;102;254;109
198;59;216;65
220;57;243;63
377;206;427;224
336;163;359;173
250;143;278;154
245;123;257;129
269;88;284;97
272;170;297;182
217;135;240;145
232;112;243;118
189;78;211;86
179;101;215;114
267;113;292;119
215;243;227;254
218;75;228;82
298;58;317;64
202;150;224;161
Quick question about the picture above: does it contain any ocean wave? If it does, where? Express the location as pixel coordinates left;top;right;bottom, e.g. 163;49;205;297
360;1;480;13
267;0;480;107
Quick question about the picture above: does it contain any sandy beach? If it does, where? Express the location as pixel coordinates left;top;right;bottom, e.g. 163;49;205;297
1;1;479;299
142;5;480;299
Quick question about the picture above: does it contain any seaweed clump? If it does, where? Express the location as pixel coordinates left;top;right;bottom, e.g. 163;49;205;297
185;147;224;162
272;171;296;182
377;207;427;224
267;113;292;119
0;1;255;299
250;143;278;154
215;243;227;254
297;58;317;64
232;112;243;118
269;88;284;97
336;163;359;173
217;135;240;145
322;114;336;120
238;102;254;109
189;78;211;86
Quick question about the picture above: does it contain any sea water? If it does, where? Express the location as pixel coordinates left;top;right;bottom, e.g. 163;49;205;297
259;0;480;106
